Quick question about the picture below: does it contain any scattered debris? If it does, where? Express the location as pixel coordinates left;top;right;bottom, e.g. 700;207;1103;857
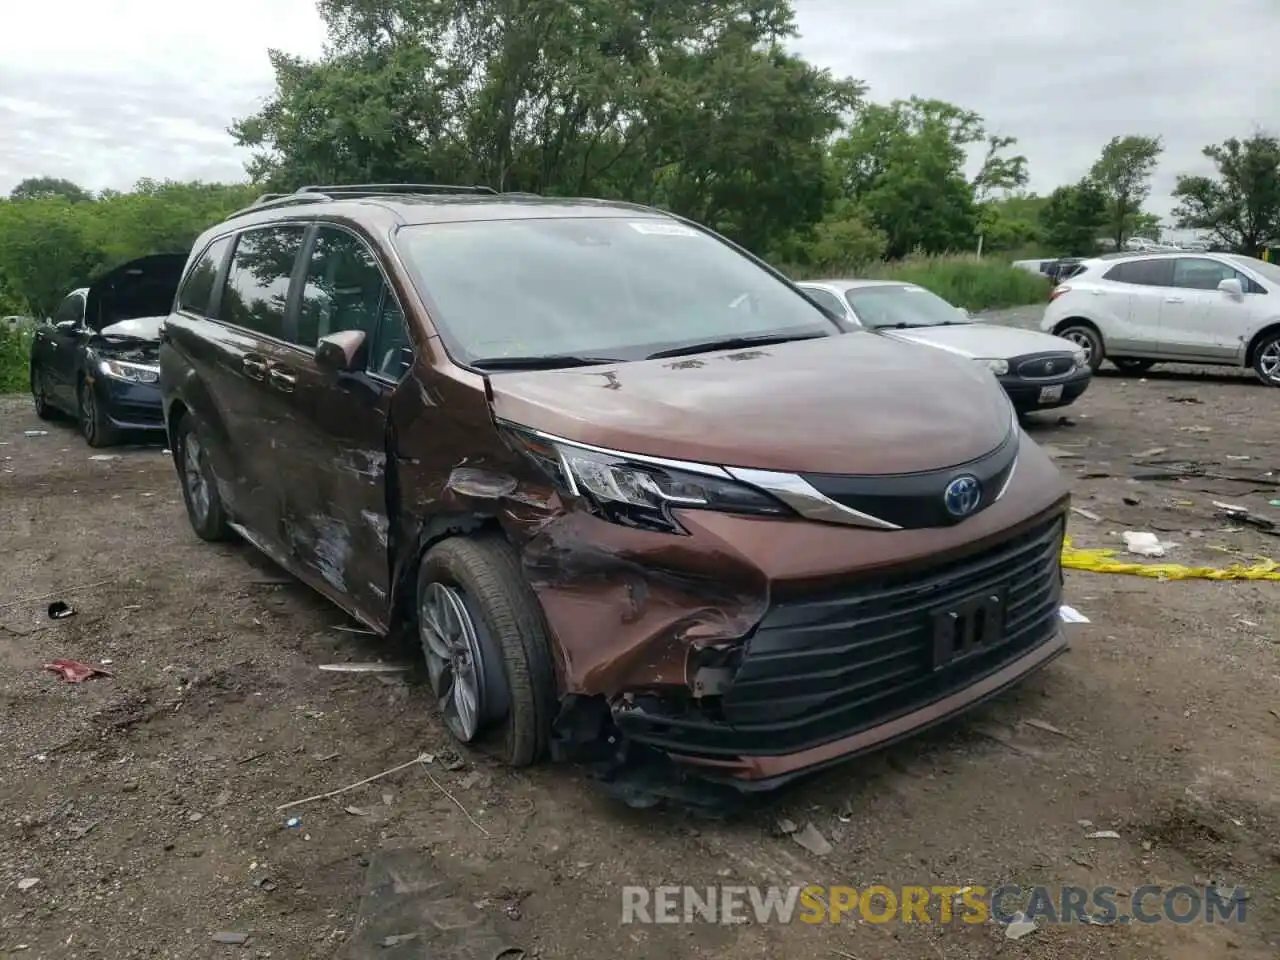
211;932;249;945
1071;506;1101;522
1086;830;1122;840
425;767;491;837
1134;447;1168;458
790;822;833;856
1058;604;1090;623
67;820;100;839
344;805;369;816
1122;495;1141;506
43;659;113;683
88;454;119;461
380;933;421;947
1024;718;1072;738
777;817;798;834
1167;396;1203;405
47;600;75;619
1064;535;1280;580
1225;454;1251;461
17;878;40;892
332;624;377;636
276;751;434;812
318;662;411;674
253;876;278;892
1213;501;1277;533
1004;911;1039;940
284;817;302;829
1122;531;1170;557
23;430;48;438
0;578;114;612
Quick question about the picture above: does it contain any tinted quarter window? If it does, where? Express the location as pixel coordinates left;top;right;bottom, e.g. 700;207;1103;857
1103;258;1175;287
220;226;306;339
297;226;387;348
178;235;231;316
52;293;84;326
802;287;847;317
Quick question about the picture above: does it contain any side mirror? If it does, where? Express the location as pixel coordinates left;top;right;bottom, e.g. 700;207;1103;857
1218;278;1244;298
315;329;366;373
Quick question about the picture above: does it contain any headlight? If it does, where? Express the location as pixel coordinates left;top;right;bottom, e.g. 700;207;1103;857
977;358;1009;375
98;358;159;383
1071;349;1087;369
503;428;791;534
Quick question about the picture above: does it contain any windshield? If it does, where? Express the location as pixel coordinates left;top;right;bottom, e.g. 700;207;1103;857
1227;254;1280;286
843;284;971;329
393;217;837;364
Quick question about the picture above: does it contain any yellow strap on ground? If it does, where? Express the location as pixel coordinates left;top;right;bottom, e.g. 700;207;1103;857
1062;536;1280;580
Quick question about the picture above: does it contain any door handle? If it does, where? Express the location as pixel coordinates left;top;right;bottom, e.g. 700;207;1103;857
269;367;297;392
242;356;268;380
1164;297;1184;303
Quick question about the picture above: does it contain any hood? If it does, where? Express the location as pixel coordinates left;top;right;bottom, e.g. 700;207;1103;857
880;322;1079;359
98;315;165;342
487;332;1013;475
84;253;186;331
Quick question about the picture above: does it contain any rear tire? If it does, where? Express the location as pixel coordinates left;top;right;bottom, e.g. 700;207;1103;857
174;413;233;541
30;366;56;421
1253;330;1280;387
416;535;557;767
1056;322;1105;373
1111;358;1156;374
78;377;118;448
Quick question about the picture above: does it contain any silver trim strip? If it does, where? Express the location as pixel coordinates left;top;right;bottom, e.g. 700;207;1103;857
724;467;901;530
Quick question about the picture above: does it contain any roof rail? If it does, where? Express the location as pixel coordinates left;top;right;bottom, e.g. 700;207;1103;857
296;183;499;197
224;193;333;221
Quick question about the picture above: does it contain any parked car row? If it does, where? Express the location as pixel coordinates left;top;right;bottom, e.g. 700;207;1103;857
28;184;1076;805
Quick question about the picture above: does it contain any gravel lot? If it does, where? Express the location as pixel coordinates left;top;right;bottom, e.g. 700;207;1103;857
1;335;1279;959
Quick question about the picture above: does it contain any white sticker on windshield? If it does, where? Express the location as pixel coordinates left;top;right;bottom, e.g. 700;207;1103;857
628;221;699;237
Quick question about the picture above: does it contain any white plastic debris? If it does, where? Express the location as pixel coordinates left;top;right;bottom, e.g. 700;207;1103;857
17;878;40;892
1087;830;1122;839
1004;911;1039;940
1058;604;1090;624
1122;531;1169;557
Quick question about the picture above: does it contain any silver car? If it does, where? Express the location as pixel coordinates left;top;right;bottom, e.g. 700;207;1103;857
797;279;1093;413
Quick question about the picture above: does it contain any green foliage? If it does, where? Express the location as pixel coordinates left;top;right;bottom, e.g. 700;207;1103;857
862;254;1052;311
1089;135;1163;247
1173;134;1280;256
1040;179;1107;256
9;176;93;203
0;325;33;394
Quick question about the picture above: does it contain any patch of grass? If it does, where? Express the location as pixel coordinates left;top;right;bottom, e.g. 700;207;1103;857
864;254;1052;312
0;325;33;395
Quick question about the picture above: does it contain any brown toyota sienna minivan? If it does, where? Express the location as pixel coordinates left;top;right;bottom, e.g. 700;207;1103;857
159;184;1070;805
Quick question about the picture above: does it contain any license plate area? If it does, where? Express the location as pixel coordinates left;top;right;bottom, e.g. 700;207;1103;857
1039;384;1064;403
931;589;1007;669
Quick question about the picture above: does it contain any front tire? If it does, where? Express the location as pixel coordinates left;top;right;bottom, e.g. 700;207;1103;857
416;536;557;767
1056;322;1105;373
78;377;117;448
30;366;56;420
175;414;232;541
1254;331;1280;387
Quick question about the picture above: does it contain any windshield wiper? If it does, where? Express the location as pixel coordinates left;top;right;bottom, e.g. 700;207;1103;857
644;332;828;360
470;354;620;371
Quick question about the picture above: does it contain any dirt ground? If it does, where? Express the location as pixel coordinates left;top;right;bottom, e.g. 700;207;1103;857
1;352;1279;959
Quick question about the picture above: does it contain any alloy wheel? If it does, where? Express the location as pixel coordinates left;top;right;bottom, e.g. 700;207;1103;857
419;582;492;743
183;432;211;523
1062;329;1094;364
1259;340;1280;385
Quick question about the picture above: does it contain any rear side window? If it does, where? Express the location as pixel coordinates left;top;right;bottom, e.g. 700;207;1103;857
1103;259;1175;287
296;226;387;348
220;226;307;339
178;236;231;316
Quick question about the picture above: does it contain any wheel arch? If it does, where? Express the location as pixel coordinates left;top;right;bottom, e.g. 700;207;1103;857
1244;321;1280;368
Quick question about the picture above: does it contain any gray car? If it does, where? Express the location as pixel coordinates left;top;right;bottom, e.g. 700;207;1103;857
797;279;1093;413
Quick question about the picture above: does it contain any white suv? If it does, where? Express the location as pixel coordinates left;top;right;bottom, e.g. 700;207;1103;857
1041;252;1280;386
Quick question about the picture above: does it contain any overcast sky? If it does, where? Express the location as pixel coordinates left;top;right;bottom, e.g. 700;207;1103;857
1;0;1277;221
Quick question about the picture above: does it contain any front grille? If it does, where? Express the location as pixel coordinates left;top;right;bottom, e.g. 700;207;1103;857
1015;353;1076;380
614;515;1065;757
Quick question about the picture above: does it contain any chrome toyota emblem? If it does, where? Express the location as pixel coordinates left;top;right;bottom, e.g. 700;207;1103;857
943;475;982;518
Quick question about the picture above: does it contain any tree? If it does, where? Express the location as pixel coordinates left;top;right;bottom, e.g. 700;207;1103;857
233;0;860;256
1089;135;1163;248
9;176;93;203
829;97;987;258
973;134;1029;203
1172;133;1280;256
0;199;100;318
1039;179;1107;256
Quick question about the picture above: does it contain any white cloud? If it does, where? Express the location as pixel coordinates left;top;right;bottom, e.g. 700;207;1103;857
1;0;1278;222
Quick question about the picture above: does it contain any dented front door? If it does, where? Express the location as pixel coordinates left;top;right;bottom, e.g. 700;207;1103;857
273;224;404;627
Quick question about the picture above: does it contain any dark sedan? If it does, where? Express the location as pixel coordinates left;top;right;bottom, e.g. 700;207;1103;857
29;254;186;447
